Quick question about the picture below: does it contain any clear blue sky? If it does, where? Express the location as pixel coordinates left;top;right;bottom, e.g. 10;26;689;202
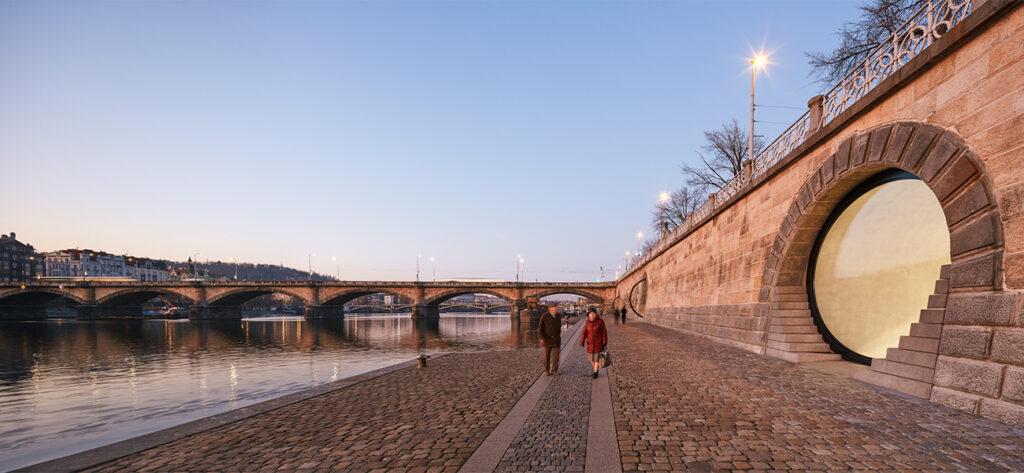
0;1;860;281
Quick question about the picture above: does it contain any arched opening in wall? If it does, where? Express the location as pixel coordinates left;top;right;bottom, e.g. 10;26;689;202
808;169;951;364
427;291;513;316
0;291;84;320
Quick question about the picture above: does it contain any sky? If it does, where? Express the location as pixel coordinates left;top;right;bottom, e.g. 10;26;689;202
0;0;861;282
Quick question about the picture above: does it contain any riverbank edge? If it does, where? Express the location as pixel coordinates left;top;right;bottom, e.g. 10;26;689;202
14;354;448;473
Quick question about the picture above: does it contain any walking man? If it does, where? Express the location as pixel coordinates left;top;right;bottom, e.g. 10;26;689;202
537;305;561;375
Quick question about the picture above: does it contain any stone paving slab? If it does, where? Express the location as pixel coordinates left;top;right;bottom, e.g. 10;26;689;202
80;349;542;473
496;325;591;472
608;322;1024;472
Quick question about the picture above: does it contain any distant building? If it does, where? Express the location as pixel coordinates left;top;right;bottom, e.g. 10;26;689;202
0;233;43;282
44;249;168;281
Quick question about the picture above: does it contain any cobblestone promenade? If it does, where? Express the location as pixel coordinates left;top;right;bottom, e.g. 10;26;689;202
60;320;1024;473
609;323;1024;472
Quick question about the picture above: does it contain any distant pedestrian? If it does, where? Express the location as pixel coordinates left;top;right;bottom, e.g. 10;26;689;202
537;305;562;375
620;307;627;324
580;308;608;379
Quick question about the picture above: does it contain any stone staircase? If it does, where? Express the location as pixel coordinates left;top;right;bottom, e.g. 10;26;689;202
764;286;841;363
852;265;950;398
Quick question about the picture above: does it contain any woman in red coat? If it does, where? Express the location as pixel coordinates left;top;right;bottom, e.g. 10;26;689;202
580;308;608;378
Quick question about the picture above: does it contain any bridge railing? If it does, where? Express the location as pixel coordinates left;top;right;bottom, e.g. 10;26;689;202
626;0;974;275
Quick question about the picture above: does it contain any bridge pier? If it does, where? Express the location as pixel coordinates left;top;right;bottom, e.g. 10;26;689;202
0;305;48;320
411;304;440;319
305;305;345;318
189;305;243;320
511;299;525;319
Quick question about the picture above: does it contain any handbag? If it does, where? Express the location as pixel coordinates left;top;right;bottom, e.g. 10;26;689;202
599;349;612;368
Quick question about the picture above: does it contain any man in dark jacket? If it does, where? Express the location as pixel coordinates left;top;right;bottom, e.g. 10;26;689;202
537;305;562;375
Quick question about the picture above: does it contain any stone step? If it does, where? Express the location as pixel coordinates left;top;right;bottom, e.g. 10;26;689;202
765;348;841;363
909;322;943;339
853;367;932;398
775;286;806;294
775;293;808;302
772;309;812;318
770;316;815;326
885;347;938;368
769;324;819;334
772;301;809;310
928;294;948;308
872;359;935;384
918;308;945;324
768;332;824;343
766;340;832;353
899;335;940;353
934;279;949;295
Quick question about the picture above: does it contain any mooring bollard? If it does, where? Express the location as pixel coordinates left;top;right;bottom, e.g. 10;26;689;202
416;353;429;368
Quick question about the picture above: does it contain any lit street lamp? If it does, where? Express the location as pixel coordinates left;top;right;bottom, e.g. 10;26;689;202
749;51;771;163
636;231;643;258
332;256;339;280
515;255;524;282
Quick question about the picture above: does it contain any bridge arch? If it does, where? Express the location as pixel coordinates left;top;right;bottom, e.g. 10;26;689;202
206;287;312;307
96;288;198;307
319;289;415;307
424;289;514;307
761;121;1003;371
524;288;606;305
0;288;88;320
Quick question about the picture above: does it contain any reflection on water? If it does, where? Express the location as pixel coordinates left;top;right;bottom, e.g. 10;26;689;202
0;314;536;471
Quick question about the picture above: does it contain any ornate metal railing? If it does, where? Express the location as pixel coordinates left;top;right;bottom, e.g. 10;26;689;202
625;0;973;274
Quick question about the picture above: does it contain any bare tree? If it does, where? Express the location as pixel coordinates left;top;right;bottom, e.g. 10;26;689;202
651;187;705;233
806;0;927;84
682;119;763;192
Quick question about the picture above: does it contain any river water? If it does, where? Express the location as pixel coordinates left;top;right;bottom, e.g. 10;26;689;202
0;314;537;471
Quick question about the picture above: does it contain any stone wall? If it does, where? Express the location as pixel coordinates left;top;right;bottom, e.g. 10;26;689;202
616;0;1024;425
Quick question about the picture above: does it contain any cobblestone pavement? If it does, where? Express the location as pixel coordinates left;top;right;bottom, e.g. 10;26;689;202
86;349;541;473
608;322;1024;472
496;333;591;472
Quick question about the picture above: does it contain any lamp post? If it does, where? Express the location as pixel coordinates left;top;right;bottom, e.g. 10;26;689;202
515;255;524;282
232;257;238;280
332;256;339;280
192;252;200;279
749;51;770;163
658;191;670;236
429;257;435;282
636;231;643;258
416;254;421;282
307;252;315;280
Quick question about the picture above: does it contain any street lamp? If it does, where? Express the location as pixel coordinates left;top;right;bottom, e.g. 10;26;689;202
232;257;238;280
658;191;670;236
307;252;315;280
636;231;643;257
429;257;436;282
416;254;421;282
749;50;771;163
332;256;339;280
192;252;200;279
515;255;524;282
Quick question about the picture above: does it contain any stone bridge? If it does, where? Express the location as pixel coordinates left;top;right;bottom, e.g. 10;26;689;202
0;280;614;320
616;0;1024;425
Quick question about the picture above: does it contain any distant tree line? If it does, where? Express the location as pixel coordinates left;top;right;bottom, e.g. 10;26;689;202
162;259;335;281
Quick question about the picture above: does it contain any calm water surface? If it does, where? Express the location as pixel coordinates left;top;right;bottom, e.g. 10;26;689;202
0;314;538;471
